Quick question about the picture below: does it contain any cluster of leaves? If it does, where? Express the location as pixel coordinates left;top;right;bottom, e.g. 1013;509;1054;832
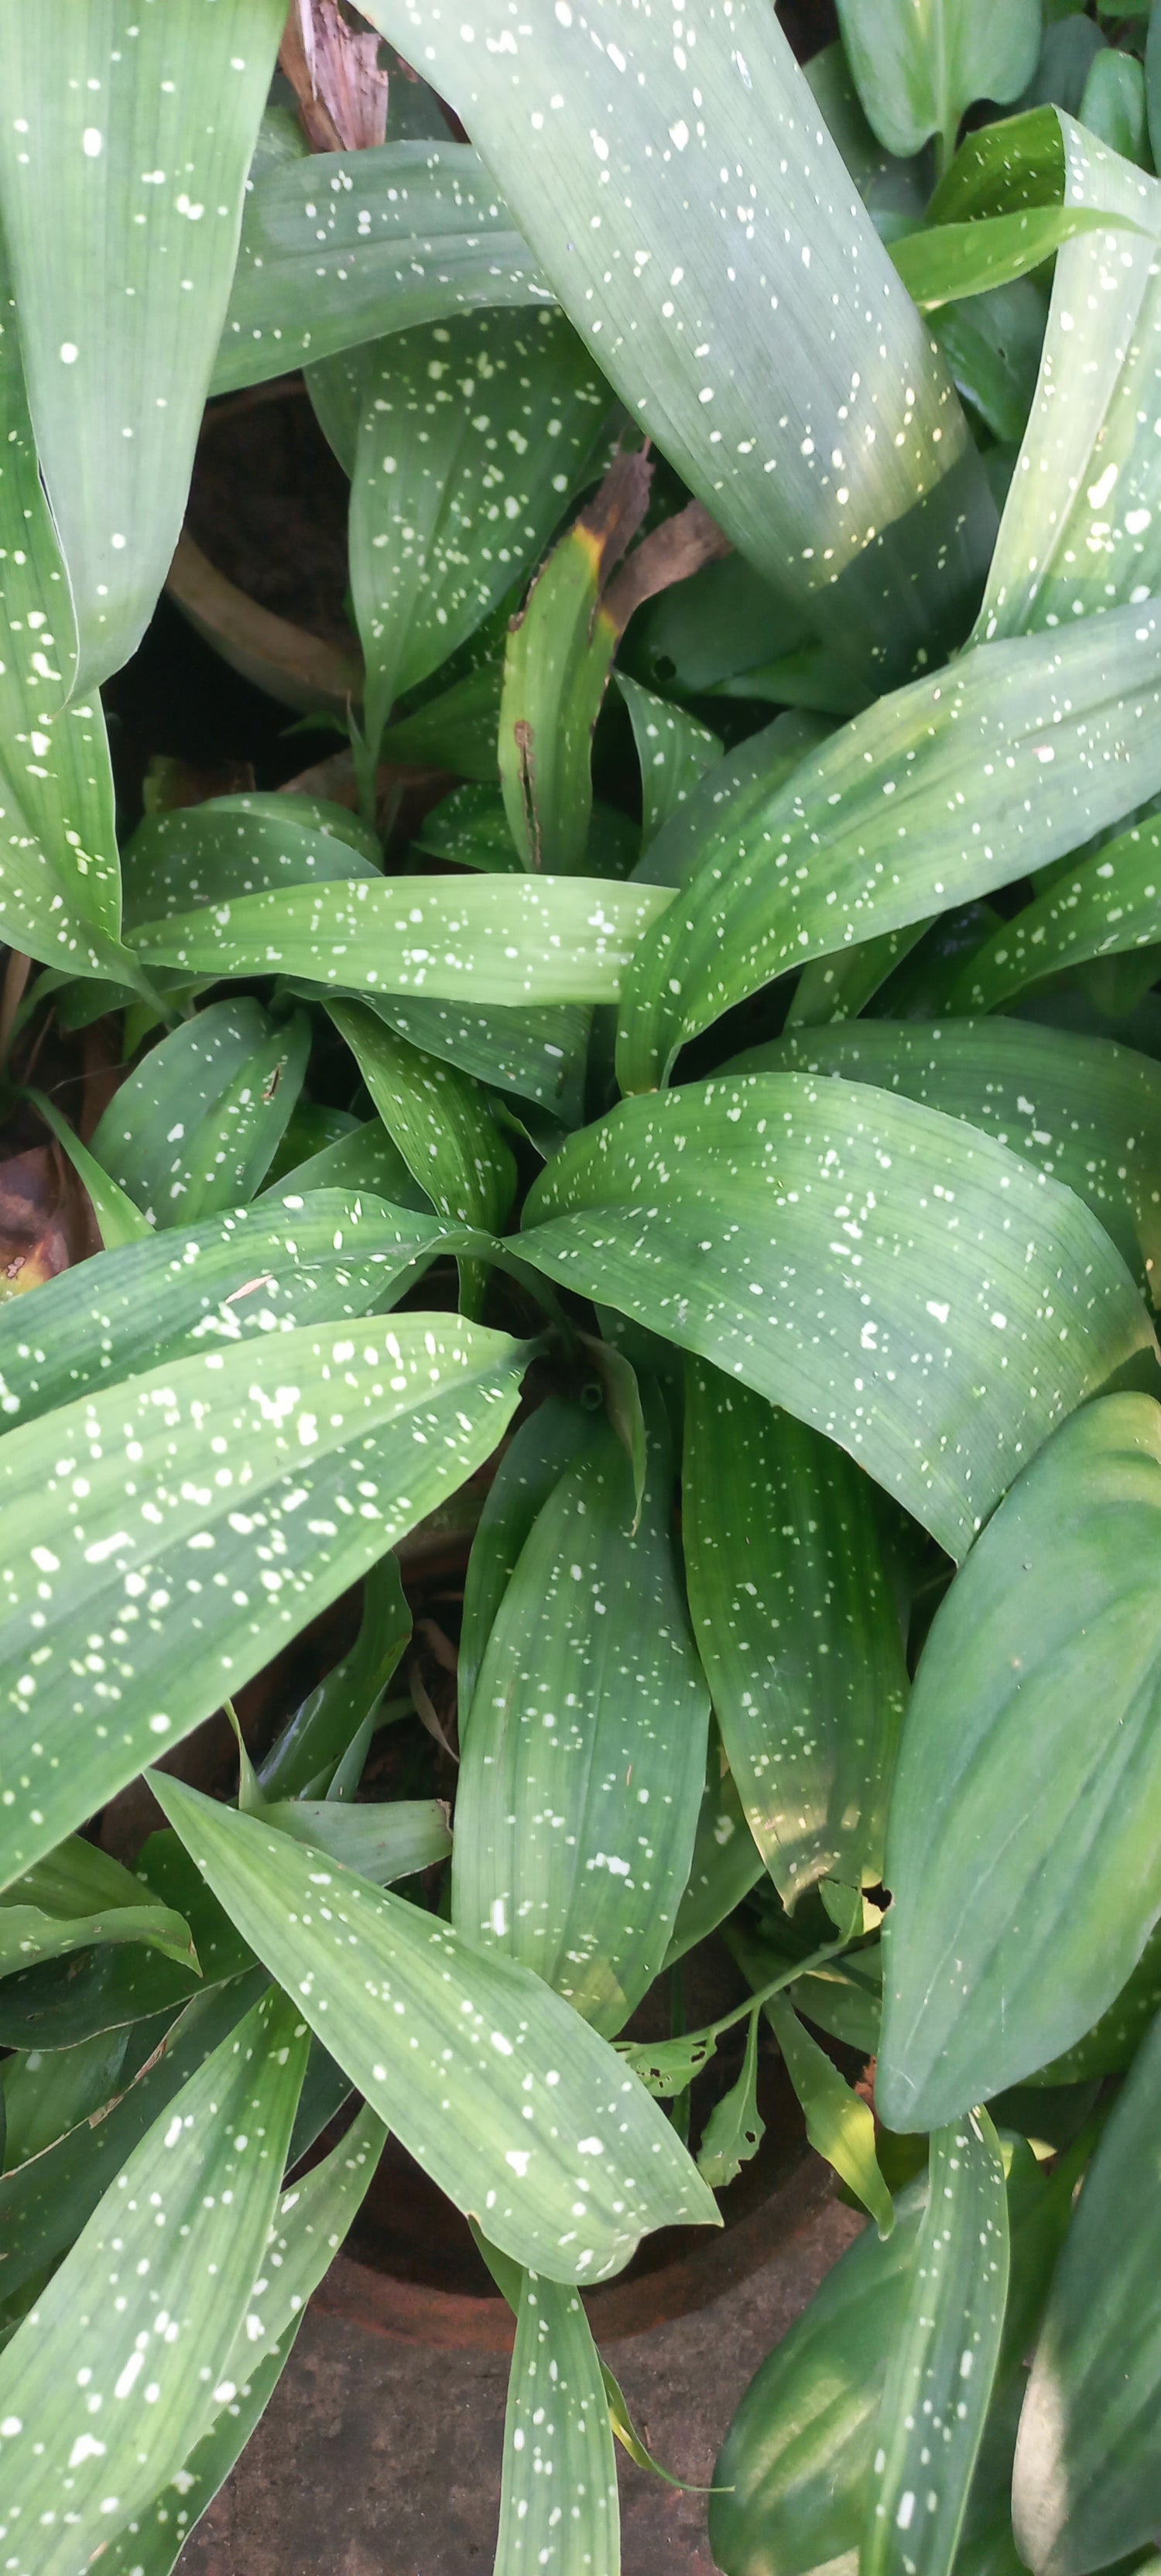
4;0;1161;2569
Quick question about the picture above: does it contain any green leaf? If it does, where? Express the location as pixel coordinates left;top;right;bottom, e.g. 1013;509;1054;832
683;1359;906;1906
878;1395;1161;2132
710;2178;926;2576
663;1737;763;1970
0;1831;253;2054
371;993;591;1127
358;0;995;691
259;1796;450;1884
786;919;937;1032
0;1187;444;1430
976;124;1161;641
119;793;382;933
1023;1923;1161;2086
1013;2009;1161;2576
349;307;612;760
865;2114;1009;2576
766;1995;892;2235
737;1019;1161;1302
329;997;515;1231
454;1410;710;2035
0;1835;194;1978
0;254;123;971
835;0;1040;163
458;1394;598;1725
0;1984;307;2572
98;2102;387;2576
262;1113;431;1212
954;810;1161;1019
1081;49;1150;168
618;674;722;852
891;204;1134;313
632;708;833;896
89;1002;310;1228
0;0;286;690
615;599;1161;1091
382;653;504;779
0;1310;529;1886
154;1779;719;2285
22;1084;152;1252
214;140;551;397
128;872;673;1005
495;2269;620;2574
697;2007;765;2191
2;2027;131;2171
730;1921;885;2056
519;1072;1152;1559
259;1553;412;1800
931;279;1047;448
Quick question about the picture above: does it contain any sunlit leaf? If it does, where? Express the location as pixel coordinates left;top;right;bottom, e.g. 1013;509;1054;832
519;1072;1152;1557
89;1001;310;1229
494;2269;619;2574
128;871;672;1005
155;1778;719;2285
454;1410;710;2035
0;1311;529;1886
891;204;1132;313
864;2112;1009;2576
0;1984;307;2572
616;598;1161;1091
359;0;995;687
766;1995;892;2236
878;1396;1161;2131
683;1359;906;1905
0;0;286;688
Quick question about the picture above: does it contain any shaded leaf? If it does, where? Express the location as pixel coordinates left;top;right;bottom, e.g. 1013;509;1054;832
128;871;673;1006
259;1553;412;1801
372;993;591;1128
864;2113;1009;2576
0;1985;307;2572
0;1835;194;1978
766;1995;892;2236
954;810;1161;1018
931;279;1047;448
0;1187;444;1430
0;0;286;688
262;1113;430;1211
697;2007;765;2192
1024;1924;1161;2087
618;673;723;851
519;1072;1152;1559
0;1311;529;1886
155;1778;719;2285
329;997;515;1231
215;140;550;396
616;598;1161;1091
119;792;381;934
259;1796;450;1884
454;1411;710;2034
22;1087;152;1252
835;0;1039;163
1081;49;1149;168
495;2269;620;2574
458;1394;598;1725
878;1396;1161;2132
358;0;995;687
90;1002;310;1228
663;1738;764;1971
683;1359;906;1906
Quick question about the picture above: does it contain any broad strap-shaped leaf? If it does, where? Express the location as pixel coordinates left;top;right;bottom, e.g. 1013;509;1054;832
154;1780;718;2285
0;1830;254;2057
738;1020;1161;1300
930;277;1046;449
0;0;286;689
519;1073;1152;1559
118;792;382;933
98;2102;387;2576
664;1737;764;1970
632;707;832;895
372;992;591;1127
618;674;722;852
128;871;672;1005
683;1360;906;1906
616;598;1161;1091
262;1112;430;1211
214;139;551;396
835;0;1039;164
259;1553;412;1801
711;2180;927;2576
0;259;123;967
349;307;612;759
1013;2009;1161;2576
329;998;515;1231
0;1984;307;2575
0;1187;444;1430
0;1834;194;1978
0;1312;529;1886
359;0;995;687
890;204;1133;316
977;120;1161;642
878;1395;1161;2132
258;1796;450;1886
865;2112;1009;2576
2;2025;133;2172
89;1001;310;1228
766;1995;893;2237
954;811;1161;1016
494;2269;620;2575
453;1411;710;2036
1024;1923;1161;2088
458;1394;600;1722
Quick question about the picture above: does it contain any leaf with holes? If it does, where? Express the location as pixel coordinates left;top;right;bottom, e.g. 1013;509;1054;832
0;0;286;690
495;2268;619;2575
358;0;995;687
454;1410;710;2036
616;598;1161;1091
519;1073;1152;1559
697;2008;765;2193
0;1311;529;1886
877;1396;1161;2129
89;1002;310;1229
128;872;672;1005
0;1984;307;2575
683;1359;906;1906
154;1778;719;2284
